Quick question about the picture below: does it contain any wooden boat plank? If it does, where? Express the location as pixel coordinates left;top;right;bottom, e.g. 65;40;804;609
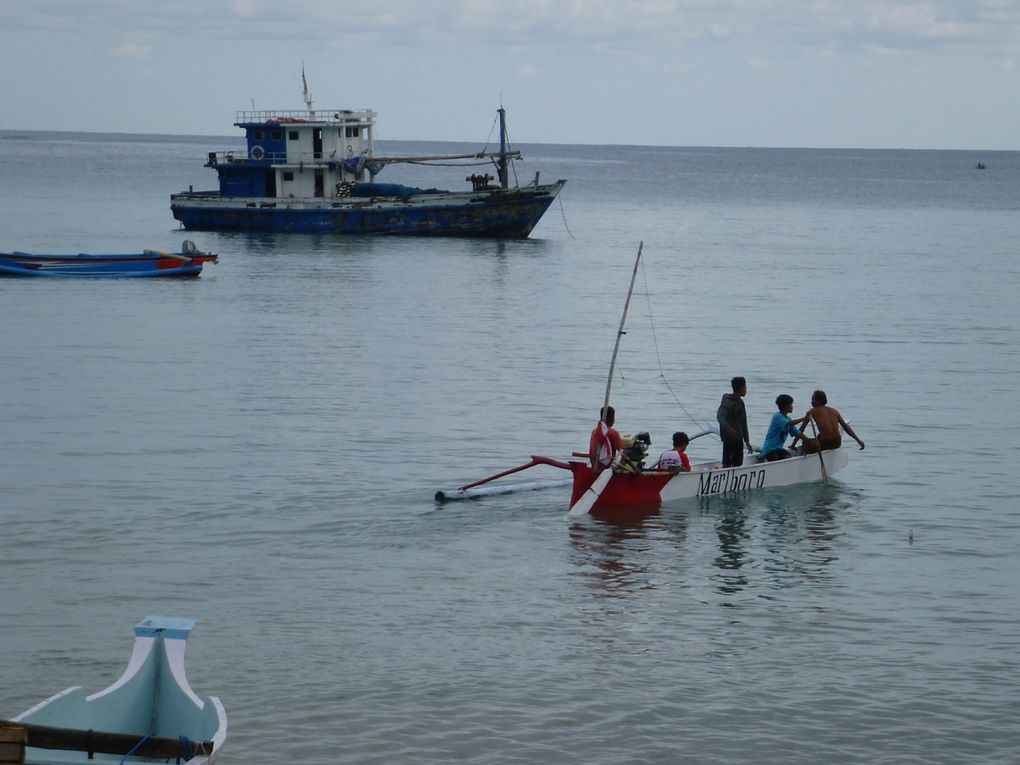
0;721;212;760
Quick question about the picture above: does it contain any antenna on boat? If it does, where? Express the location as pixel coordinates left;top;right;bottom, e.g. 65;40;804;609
302;63;315;119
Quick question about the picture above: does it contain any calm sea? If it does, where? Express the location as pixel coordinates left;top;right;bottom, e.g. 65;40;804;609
1;130;1018;764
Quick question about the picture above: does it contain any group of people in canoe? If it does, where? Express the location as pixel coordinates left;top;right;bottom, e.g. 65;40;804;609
589;376;865;474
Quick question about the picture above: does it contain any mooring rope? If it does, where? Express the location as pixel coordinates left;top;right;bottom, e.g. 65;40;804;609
557;194;576;238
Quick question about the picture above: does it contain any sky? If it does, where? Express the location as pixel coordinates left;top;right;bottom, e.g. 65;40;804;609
2;0;1019;149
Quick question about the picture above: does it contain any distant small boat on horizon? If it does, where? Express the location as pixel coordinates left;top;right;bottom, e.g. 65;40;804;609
976;162;987;169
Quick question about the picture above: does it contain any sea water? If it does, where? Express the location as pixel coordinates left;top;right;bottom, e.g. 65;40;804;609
1;131;1018;764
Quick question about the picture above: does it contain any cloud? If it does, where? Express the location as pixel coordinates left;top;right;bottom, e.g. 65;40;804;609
112;34;151;58
6;1;1019;55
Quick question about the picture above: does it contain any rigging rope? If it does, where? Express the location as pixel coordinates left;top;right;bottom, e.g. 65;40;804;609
503;122;520;187
480;112;499;155
637;255;719;439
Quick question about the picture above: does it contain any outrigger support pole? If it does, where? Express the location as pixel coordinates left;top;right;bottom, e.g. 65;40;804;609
455;456;566;492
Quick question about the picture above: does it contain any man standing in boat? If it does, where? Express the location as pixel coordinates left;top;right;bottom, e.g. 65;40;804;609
801;390;865;452
717;376;754;467
589;406;624;473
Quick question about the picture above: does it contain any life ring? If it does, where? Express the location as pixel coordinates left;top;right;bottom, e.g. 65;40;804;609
346;144;354;157
251;145;265;160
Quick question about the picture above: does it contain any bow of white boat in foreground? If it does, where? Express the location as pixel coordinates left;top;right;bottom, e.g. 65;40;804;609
5;616;226;765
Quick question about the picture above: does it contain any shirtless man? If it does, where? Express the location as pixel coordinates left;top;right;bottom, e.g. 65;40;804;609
801;390;865;452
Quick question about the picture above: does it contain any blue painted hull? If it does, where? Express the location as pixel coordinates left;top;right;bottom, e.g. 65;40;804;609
0;249;216;278
170;182;565;237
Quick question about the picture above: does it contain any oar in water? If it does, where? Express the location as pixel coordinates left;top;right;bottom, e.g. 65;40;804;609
808;419;829;484
567;466;613;517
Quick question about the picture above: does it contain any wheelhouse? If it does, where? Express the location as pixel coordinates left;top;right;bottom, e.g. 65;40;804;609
207;108;378;200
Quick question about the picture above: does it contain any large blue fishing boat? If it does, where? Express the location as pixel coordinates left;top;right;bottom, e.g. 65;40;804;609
171;76;565;238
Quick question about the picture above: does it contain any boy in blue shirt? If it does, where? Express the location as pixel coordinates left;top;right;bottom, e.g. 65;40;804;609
761;394;810;461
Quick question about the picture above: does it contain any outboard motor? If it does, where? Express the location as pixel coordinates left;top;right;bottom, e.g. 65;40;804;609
620;432;652;472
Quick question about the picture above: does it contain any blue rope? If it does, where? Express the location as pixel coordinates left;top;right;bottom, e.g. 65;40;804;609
117;734;150;765
176;735;195;764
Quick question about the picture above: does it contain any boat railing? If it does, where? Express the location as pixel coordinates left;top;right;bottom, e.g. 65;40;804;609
206;149;372;166
235;109;376;126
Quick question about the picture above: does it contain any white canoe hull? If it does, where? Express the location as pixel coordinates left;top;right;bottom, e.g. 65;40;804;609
567;448;850;512
663;447;849;502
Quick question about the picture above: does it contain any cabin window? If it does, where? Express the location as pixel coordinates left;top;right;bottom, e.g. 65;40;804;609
283;171;295;181
345;126;361;138
272;130;282;140
289;130;299;141
253;130;264;140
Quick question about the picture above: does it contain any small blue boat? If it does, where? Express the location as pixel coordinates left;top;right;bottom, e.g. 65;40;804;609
170;73;565;238
3;616;226;765
0;241;217;278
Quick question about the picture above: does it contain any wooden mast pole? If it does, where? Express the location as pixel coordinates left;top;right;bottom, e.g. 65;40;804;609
602;241;643;419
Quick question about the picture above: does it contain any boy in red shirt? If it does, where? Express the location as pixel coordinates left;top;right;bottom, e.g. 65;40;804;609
655;431;692;473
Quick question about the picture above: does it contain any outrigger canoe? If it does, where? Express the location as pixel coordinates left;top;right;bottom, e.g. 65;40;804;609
437;242;853;515
0;241;217;278
564;446;848;513
1;616;226;765
436;446;849;513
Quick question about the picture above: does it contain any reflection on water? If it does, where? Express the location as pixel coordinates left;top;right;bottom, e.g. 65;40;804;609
567;511;665;599
713;504;751;597
566;486;850;606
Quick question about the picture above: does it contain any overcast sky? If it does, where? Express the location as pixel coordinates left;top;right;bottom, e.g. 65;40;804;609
2;1;1018;149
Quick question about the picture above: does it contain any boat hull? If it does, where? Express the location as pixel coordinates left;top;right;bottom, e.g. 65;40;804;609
569;448;850;511
170;181;566;237
11;616;226;765
0;251;216;278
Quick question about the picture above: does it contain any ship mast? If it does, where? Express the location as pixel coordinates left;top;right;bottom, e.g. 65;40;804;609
497;106;509;189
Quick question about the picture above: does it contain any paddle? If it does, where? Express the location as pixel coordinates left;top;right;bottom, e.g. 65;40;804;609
567;466;613;517
808;418;829;485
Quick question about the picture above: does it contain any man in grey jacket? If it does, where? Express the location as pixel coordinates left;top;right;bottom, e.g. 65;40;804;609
717;376;754;467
